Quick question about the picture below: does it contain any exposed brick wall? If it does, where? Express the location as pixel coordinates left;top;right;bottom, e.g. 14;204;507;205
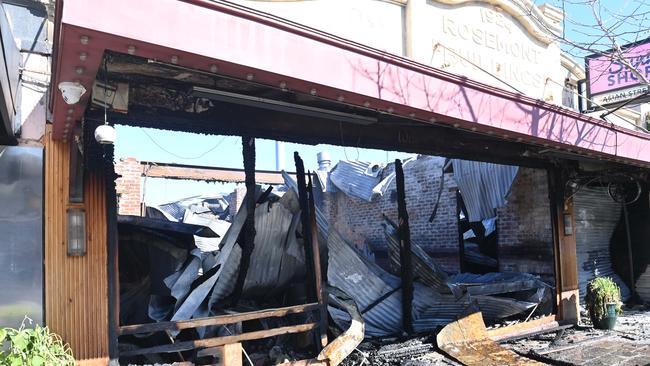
496;168;554;281
325;156;555;279
227;186;247;218
114;157;143;215
325;156;460;273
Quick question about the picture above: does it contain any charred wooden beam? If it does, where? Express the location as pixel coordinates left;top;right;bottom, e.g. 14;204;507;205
395;159;413;334
230;136;256;305
118;303;320;336
119;323;318;356
139;161;295;184
295;152;316;303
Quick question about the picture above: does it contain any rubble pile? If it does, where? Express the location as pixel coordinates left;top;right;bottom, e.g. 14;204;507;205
116;158;561;365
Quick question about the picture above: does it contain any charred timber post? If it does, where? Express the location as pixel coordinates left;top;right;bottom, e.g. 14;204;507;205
232;136;257;304
395;159;414;334
294;152;316;302
308;174;328;348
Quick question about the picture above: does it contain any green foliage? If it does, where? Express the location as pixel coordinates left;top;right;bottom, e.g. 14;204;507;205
585;277;622;322
0;317;75;366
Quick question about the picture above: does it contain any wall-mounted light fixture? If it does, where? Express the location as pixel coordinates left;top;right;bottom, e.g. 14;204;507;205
563;212;573;236
67;208;86;256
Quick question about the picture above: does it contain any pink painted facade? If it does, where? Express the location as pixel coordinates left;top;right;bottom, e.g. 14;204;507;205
51;0;650;166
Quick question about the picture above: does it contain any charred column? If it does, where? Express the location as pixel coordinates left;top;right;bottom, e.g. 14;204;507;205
395;159;413;334
294;152;316;302
231;136;257;304
308;174;328;348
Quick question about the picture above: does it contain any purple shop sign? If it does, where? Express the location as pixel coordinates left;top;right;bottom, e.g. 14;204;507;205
586;39;650;99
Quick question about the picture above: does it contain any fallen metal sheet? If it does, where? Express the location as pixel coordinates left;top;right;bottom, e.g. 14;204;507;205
207;190;306;308
182;209;231;252
118;215;220;241
329;160;385;202
471;295;537;322
383;217;456;295
451;160;518;222
317;287;364;366
637;265;650;304
437;312;545;366
328;227;464;337
170;198;248;324
156;195;229;222
574;187;631;302
450;272;552;293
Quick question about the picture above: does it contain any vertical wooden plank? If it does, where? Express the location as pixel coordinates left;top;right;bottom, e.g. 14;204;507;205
221;343;243;366
395;159;413;334
308;175;328;348
547;167;579;323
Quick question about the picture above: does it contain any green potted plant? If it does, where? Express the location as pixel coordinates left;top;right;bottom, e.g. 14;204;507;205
585;277;622;330
0;317;75;366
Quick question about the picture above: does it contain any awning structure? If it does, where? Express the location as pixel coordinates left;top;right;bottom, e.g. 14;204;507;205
51;0;650;167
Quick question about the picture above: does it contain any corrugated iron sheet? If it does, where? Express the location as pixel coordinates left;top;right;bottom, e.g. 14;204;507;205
574;187;631;303
327;228;462;337
329;160;385;202
451;160;518;222
636;265;650;304
383;217;455;295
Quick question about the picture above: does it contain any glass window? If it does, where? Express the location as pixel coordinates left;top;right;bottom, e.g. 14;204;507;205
0;146;43;327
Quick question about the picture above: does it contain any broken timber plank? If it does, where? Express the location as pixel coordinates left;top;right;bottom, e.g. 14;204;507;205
487;315;559;342
316;287;364;366
119;303;320;335
437;312;545;366
120;323;318;357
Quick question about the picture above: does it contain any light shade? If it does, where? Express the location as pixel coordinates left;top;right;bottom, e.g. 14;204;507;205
67;208;86;256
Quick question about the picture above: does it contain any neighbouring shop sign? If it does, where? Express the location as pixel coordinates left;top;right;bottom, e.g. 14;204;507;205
585;37;650;110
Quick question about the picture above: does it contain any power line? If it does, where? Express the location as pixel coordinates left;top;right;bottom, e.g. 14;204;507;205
141;129;227;160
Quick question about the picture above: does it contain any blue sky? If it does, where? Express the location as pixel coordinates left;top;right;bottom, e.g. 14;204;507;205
115;0;645;205
114;125;412;205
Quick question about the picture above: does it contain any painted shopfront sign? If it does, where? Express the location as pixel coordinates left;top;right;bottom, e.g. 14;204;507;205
586;37;650;108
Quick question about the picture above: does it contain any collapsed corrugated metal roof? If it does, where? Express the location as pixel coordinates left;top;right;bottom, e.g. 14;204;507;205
329;160;386;202
383;216;457;296
451;160;518;222
282;170;551;338
574;187;631;303
147;195;232;252
327;227;465;337
326;158;417;202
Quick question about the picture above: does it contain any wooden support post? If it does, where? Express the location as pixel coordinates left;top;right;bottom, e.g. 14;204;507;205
231;136;256;304
622;203;637;298
548;167;579;323
395;159;413;334
308;174;328;348
294;152;316;303
220;343;243;366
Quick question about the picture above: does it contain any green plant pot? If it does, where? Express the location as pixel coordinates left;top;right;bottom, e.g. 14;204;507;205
593;303;618;330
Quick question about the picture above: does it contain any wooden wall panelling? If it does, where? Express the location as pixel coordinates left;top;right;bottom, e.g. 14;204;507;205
44;126;109;363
